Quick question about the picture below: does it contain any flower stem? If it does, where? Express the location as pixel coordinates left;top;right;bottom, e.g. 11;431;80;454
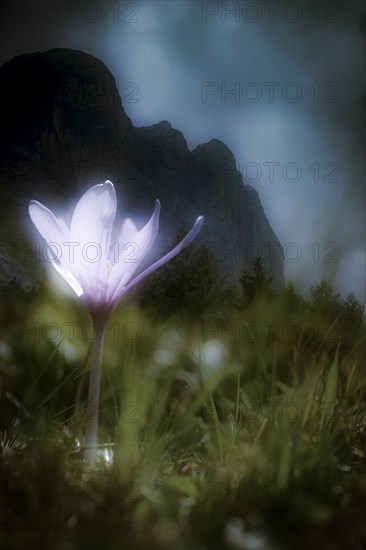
84;321;106;466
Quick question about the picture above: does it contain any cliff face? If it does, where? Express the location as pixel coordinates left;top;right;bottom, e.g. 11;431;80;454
131;127;283;287
0;48;132;195
0;48;283;290
192;139;283;285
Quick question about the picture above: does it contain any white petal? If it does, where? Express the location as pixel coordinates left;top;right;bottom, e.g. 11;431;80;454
53;263;84;297
107;200;160;303
28;200;83;297
29;200;69;243
71;180;116;251
110;215;204;308
119;200;160;267
70;180;116;302
57;217;71;239
109;217;138;264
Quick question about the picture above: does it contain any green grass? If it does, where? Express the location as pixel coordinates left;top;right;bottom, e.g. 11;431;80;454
0;283;366;549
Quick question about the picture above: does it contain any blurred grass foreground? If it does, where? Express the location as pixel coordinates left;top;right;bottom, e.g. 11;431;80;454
0;242;365;550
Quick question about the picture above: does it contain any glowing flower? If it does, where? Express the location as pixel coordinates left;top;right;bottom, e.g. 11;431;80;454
28;180;203;466
29;180;204;321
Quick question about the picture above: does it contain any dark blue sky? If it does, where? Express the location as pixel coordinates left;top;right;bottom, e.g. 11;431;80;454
1;0;365;301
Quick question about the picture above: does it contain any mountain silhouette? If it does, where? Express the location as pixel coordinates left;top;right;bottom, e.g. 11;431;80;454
0;48;283;290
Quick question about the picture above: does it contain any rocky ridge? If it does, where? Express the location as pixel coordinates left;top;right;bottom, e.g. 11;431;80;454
0;48;283;290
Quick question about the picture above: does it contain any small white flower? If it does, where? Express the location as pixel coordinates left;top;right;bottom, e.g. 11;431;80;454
29;180;203;321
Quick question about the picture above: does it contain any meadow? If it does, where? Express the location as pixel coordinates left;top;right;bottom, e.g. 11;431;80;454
0;247;365;550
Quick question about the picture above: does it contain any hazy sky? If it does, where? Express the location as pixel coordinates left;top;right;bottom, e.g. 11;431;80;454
1;0;365;301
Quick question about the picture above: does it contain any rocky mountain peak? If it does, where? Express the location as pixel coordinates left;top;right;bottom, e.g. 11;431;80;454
193;138;236;160
0;48;284;290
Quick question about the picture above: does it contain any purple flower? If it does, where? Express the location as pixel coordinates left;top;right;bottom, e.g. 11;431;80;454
29;180;204;320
